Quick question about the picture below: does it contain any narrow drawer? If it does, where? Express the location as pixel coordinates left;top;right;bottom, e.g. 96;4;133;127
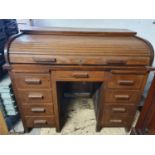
106;73;145;89
102;115;133;127
104;90;141;104
14;73;51;89
22;104;54;116
101;106;134;127
18;90;52;103
54;71;105;81
103;104;136;118
24;116;55;128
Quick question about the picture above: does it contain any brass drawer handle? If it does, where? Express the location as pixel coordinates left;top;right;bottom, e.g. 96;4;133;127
115;95;130;100
33;57;56;64
34;120;47;125
28;93;44;99
118;80;134;85
25;78;41;84
110;119;122;123
106;60;126;65
112;107;126;112
31;108;45;112
72;73;89;78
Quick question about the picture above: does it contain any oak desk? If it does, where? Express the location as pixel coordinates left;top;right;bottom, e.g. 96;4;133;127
4;27;154;132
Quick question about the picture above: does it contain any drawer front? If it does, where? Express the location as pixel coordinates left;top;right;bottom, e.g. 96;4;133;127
18;90;52;103
102;115;133;127
54;71;105;81
14;73;51;89
104;90;141;104
103;104;136;118
101;106;134;127
107;74;145;89
22;104;54;116
24;116;55;128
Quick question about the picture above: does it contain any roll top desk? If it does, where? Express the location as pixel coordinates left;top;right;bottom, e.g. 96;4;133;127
4;27;154;132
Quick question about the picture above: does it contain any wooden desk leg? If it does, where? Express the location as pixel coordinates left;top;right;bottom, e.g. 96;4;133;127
24;128;32;133
0;111;9;135
56;127;61;132
96;124;102;132
51;73;61;132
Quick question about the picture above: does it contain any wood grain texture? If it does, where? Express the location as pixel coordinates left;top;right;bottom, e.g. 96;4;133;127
20;26;137;36
7;27;153;66
106;73;148;90
4;27;154;132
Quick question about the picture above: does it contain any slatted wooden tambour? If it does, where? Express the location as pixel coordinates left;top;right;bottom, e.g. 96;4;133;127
4;27;154;132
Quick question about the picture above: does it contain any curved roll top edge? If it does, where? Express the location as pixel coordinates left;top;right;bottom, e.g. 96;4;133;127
4;33;23;69
4;29;154;68
135;36;154;66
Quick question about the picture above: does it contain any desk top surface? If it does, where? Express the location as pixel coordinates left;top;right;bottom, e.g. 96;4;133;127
20;26;137;36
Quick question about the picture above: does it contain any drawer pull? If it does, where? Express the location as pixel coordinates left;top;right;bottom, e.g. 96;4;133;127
31;108;45;112
110;119;122;123
118;80;134;85
25;78;41;84
112;107;126;112
115;95;129;100
106;60;126;65
34;120;47;125
28;93;43;99
33;57;56;64
72;73;89;78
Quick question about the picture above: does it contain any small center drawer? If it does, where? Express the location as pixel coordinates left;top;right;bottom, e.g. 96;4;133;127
106;73;146;89
18;90;52;103
22;104;54;116
54;71;105;81
24;116;55;128
14;73;51;89
104;90;141;104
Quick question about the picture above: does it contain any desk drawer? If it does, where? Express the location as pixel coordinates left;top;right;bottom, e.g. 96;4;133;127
24;116;55;128
102;105;134;127
54;71;105;81
104;90;141;104
103;104;136;117
107;74;145;89
14;73;51;89
22;104;54;116
102;115;133;127
18;90;52;103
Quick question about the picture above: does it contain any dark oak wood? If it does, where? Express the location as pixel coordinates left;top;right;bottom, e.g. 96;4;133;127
104;90;141;104
22;104;54;116
24;116;55;128
4;27;154;133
